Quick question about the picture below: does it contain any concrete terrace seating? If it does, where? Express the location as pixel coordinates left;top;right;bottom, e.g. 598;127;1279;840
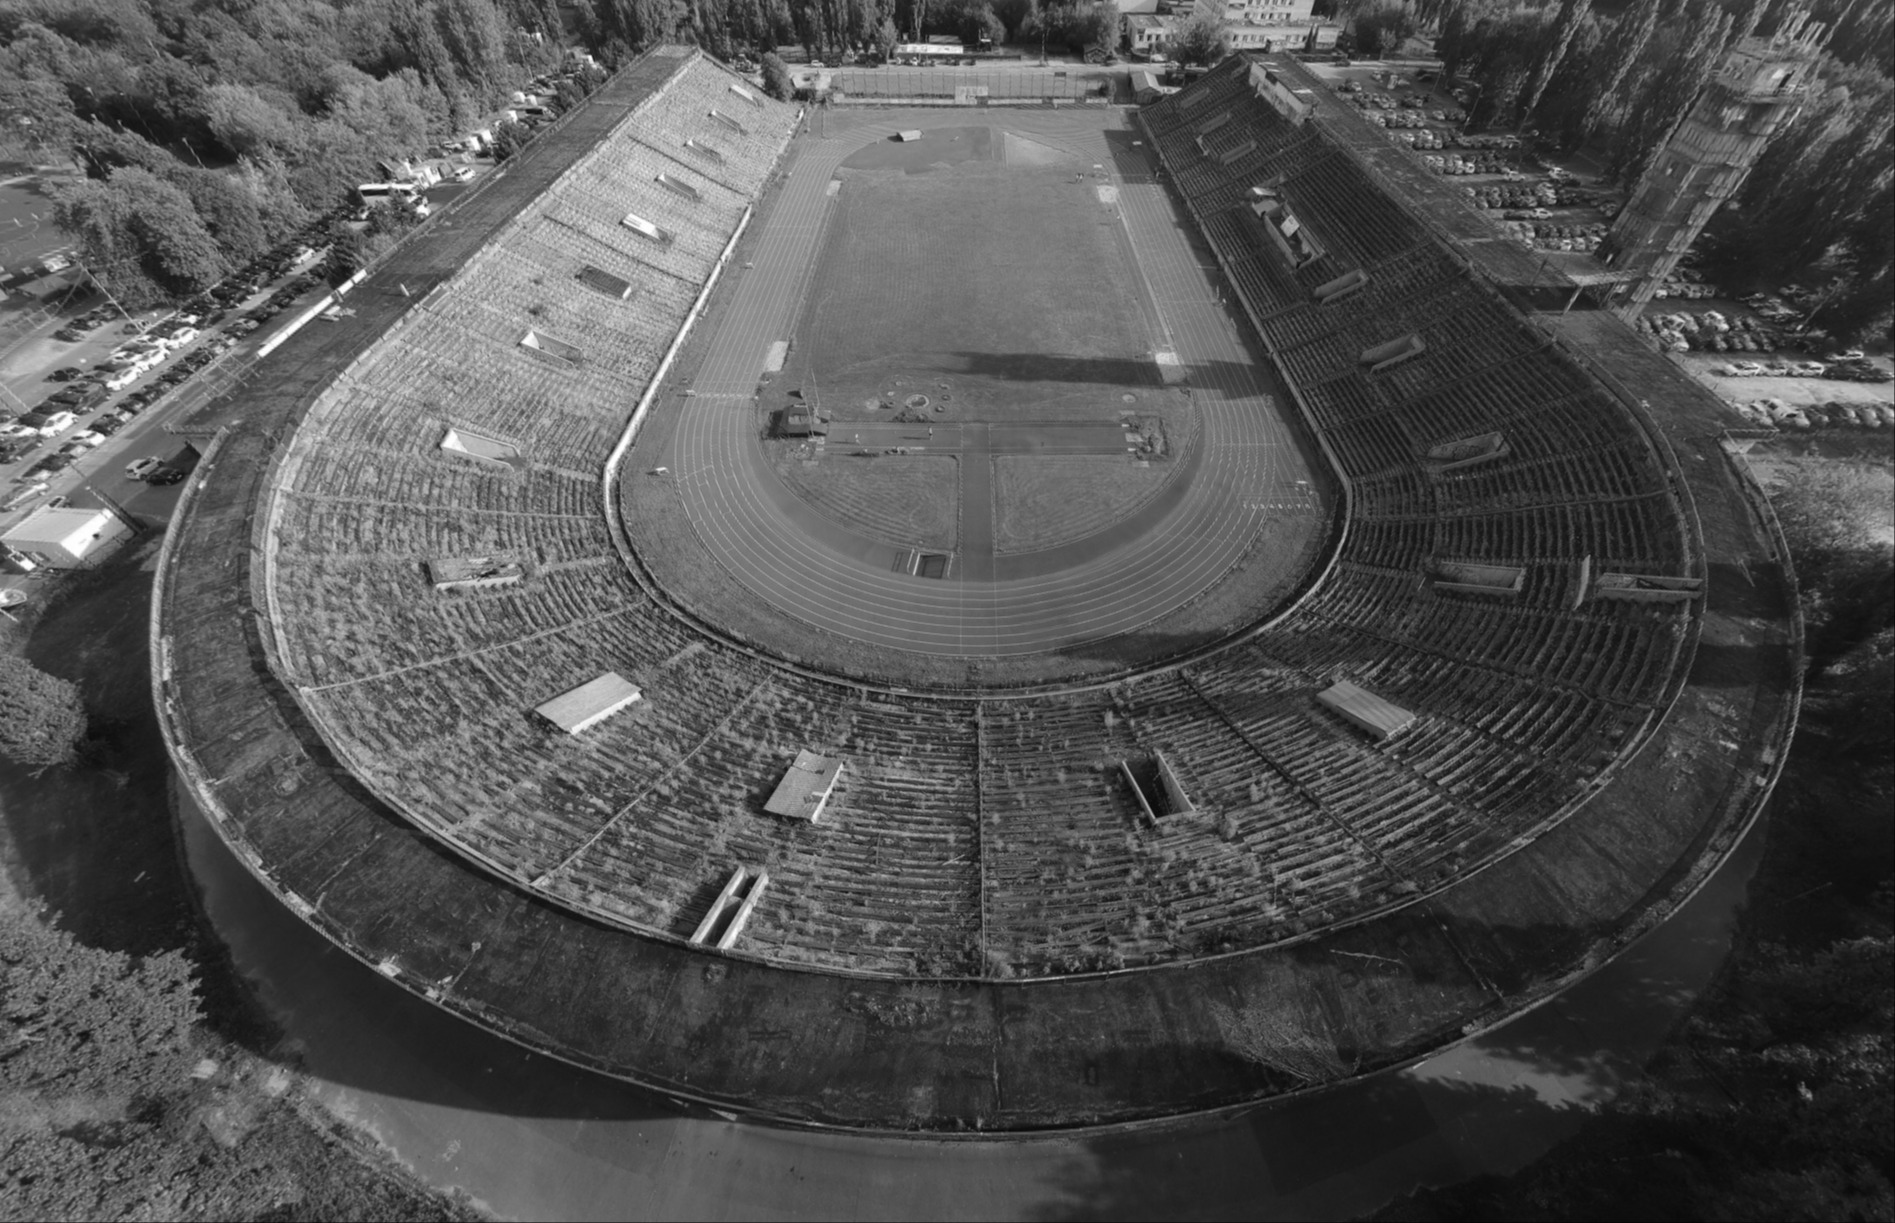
245;50;1699;982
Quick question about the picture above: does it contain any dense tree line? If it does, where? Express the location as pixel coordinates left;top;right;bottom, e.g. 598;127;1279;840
1428;0;1891;341
0;0;581;305
582;0;1083;61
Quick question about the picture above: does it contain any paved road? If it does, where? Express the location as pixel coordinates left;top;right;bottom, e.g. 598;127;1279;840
648;109;1323;656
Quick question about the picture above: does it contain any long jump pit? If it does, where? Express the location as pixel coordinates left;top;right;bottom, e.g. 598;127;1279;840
624;112;1333;689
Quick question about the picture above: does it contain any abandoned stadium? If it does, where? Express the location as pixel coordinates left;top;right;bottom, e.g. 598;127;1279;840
153;47;1799;1131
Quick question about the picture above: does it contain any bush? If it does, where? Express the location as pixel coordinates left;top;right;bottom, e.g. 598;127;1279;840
490;118;532;162
1170;14;1232;66
761;52;793;101
1352;4;1419;58
0;655;88;769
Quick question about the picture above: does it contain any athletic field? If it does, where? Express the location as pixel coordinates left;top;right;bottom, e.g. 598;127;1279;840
625;109;1329;683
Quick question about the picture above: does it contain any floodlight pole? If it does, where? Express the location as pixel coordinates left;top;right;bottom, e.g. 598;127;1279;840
75;258;148;336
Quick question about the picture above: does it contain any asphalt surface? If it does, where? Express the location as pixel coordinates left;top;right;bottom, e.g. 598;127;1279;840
647;109;1323;657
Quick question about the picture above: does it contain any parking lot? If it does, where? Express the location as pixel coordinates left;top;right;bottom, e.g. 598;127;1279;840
0;222;349;608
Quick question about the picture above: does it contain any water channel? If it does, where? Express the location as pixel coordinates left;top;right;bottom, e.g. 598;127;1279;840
179;787;1765;1221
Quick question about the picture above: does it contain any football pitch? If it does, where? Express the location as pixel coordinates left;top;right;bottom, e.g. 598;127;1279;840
625;109;1330;683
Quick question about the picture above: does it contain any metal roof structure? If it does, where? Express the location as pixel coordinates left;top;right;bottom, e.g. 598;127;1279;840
535;672;643;735
764;750;845;822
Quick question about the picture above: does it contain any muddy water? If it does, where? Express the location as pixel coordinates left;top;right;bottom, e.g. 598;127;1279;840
179;789;1764;1221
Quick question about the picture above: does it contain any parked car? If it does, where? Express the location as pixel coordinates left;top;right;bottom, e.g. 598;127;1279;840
47;366;84;382
104;367;142;391
125;457;164;481
18;410;76;437
147;466;186;485
47;383;109;412
90;414;126;437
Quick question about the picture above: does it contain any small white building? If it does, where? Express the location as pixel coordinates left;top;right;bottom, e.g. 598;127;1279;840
2;505;134;570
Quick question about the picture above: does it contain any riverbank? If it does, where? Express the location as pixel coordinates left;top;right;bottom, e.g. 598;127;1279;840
0;541;481;1221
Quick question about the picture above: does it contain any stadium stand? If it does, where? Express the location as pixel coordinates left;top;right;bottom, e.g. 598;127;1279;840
247;49;1700;982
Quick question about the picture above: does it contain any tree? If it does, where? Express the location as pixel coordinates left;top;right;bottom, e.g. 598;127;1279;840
873;14;901;57
961;2;1006;47
202;82;305;161
53;166;228;305
1576;0;1659;141
0;905;200;1103
1436;1;1472;80
171;167;270;267
0;655;88;769
1610;11;1732;186
1518;0;1592;125
761;50;793;99
490;117;532;160
1171;13;1231;65
1352;4;1419;58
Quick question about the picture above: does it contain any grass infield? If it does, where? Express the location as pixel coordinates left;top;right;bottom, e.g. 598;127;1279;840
626;114;1329;686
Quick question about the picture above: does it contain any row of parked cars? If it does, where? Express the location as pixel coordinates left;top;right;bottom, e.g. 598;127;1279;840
4;231;337;488
1730;399;1895;431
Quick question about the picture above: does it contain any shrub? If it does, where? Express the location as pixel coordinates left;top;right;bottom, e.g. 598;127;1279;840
761;53;793;101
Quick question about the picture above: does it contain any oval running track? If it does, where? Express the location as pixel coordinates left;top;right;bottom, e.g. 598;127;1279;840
640;108;1326;657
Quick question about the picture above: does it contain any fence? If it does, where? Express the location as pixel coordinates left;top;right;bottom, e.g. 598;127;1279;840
829;67;1121;103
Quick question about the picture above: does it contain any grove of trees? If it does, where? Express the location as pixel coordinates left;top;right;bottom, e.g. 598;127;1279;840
1170;13;1233;66
5;0;1885;335
1420;0;1892;342
0;0;588;306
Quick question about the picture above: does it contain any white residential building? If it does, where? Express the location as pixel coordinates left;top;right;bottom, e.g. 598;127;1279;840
1195;0;1316;25
1192;0;1321;52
